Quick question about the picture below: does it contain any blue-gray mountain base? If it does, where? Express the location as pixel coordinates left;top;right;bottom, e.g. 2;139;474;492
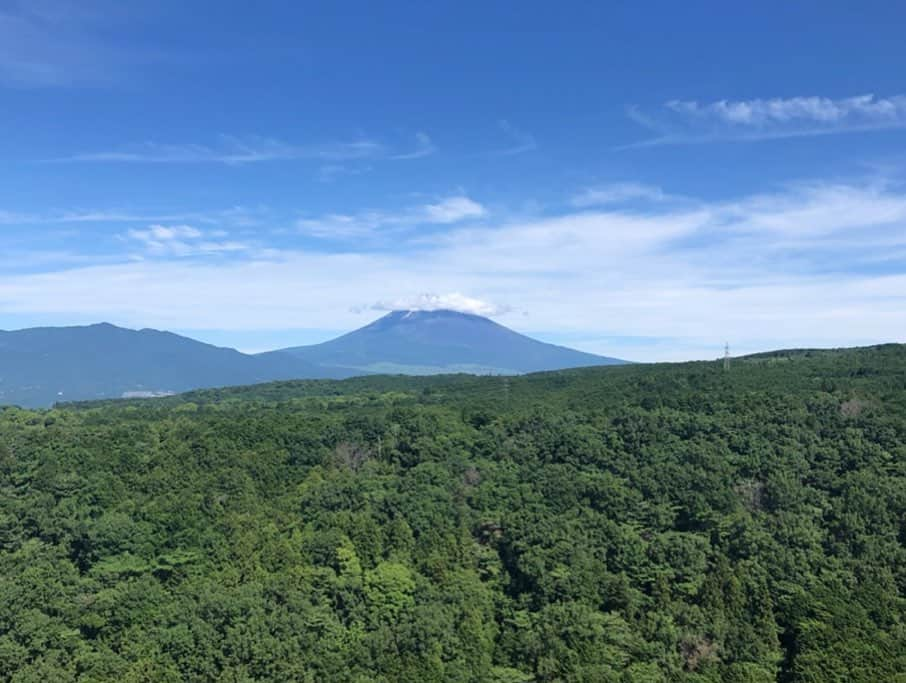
0;311;625;408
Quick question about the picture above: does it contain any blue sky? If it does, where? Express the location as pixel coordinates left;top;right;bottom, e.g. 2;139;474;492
1;1;906;361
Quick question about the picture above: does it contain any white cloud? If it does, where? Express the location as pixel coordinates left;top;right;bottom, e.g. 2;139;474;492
667;94;906;126
369;292;509;316
628;93;906;146
422;196;486;223
130;225;202;242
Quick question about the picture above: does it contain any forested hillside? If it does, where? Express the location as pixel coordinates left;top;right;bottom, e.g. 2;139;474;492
1;345;905;681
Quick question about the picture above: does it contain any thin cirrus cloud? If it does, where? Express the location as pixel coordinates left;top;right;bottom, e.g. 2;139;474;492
313;131;435;181
297;195;487;240
46;136;387;165
492;120;537;156
0;4;113;87
0;209;35;224
0;2;177;88
570;182;669;207
0;206;270;228
0;208;169;226
390;132;437;160
46;132;439;166
626;93;906;146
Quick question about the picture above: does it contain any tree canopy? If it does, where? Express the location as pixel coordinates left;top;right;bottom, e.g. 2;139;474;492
1;345;905;681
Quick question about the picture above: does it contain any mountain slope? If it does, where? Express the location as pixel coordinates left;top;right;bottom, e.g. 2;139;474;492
0;323;357;408
273;309;627;374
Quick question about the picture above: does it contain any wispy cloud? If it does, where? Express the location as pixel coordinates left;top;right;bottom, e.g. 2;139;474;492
296;194;486;240
0;205;271;227
0;2;156;87
626;94;906;146
571;182;668;207
47;135;385;165
48;131;443;166
316;164;374;182
421;196;486;223
126;224;250;258
0;209;165;225
391;132;437;160
493;120;537;156
55;210;160;223
313;132;434;181
0;7;96;86
716;181;906;238
0;248;125;273
0;209;36;224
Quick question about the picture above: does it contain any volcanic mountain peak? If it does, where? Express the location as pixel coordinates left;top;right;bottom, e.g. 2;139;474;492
276;309;627;375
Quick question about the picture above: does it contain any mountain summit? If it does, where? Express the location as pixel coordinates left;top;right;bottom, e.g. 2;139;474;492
273;309;626;374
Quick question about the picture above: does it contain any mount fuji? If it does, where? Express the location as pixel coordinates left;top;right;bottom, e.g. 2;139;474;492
270;309;627;375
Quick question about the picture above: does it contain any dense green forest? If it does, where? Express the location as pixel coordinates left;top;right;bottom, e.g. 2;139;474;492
1;345;905;682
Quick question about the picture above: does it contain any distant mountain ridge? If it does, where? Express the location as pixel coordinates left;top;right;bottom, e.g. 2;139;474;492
0;311;626;408
0;323;356;408
272;309;626;375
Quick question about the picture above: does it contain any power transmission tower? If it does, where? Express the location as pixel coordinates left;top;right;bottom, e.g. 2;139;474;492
723;342;731;371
